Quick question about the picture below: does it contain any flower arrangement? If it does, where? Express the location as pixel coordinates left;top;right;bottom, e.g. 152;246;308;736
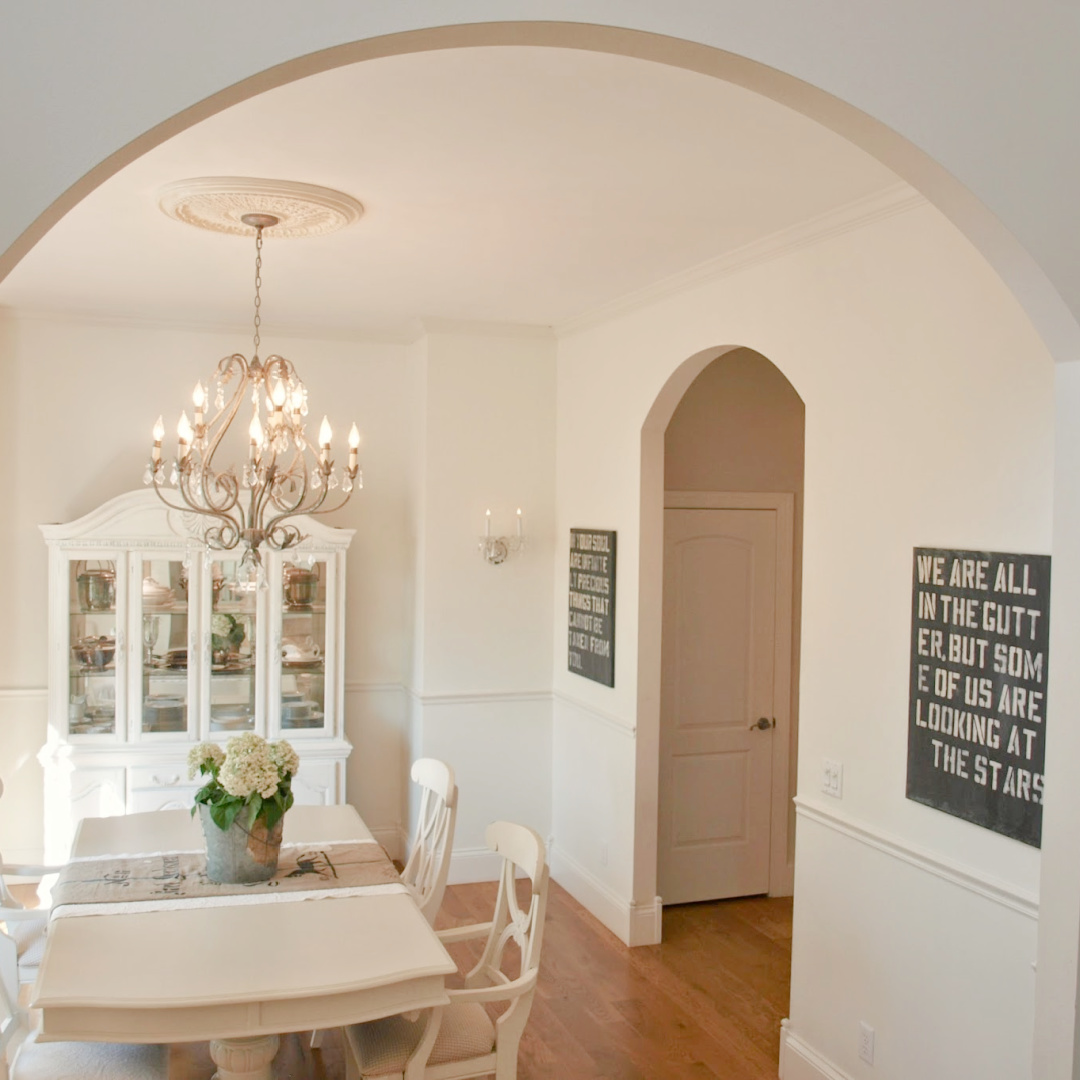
188;733;299;832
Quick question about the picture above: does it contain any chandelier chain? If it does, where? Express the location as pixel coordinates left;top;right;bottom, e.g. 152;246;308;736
252;226;263;360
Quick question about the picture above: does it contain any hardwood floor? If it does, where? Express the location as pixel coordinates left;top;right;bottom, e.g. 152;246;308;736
170;881;792;1079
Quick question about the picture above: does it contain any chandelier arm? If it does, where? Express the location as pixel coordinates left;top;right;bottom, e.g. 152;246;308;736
261;463;332;542
150;473;242;550
197;354;250;515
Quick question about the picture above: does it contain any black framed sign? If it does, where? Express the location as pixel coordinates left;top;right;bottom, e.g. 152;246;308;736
567;529;616;687
906;547;1051;847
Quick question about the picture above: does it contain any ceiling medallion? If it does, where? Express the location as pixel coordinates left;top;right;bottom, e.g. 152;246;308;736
158;177;364;238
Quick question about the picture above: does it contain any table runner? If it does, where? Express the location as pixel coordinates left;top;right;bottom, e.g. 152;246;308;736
51;840;405;919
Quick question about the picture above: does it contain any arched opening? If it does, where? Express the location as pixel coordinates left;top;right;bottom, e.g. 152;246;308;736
4;18;1078;1079
637;347;805;917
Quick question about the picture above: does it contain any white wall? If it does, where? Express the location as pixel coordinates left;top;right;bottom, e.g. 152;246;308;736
553;199;1053;1077
407;325;556;875
0;312;417;857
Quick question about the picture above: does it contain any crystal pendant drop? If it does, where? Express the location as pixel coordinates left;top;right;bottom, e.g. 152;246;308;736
342;476;353;494
143;464;153;486
356;470;363;490
169;464;179;486
310;470;322;490
328;470;339;490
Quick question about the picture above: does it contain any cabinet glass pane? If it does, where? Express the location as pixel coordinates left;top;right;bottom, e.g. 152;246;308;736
140;557;189;734
281;560;326;731
209;560;257;734
68;560;117;736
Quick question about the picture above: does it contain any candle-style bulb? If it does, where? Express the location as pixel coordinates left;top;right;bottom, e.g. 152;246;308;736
271;380;287;408
249;413;264;445
348;423;360;449
192;382;206;410
152;416;165;442
319;416;333;448
177;411;193;443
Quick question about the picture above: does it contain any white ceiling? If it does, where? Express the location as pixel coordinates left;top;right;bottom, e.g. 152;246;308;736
0;46;901;338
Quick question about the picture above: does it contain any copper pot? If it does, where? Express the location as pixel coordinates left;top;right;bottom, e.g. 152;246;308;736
76;569;115;611
283;567;318;607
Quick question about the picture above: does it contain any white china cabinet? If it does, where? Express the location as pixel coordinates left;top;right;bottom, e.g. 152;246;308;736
40;490;354;861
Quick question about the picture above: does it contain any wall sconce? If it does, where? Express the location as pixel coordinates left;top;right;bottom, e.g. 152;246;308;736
479;508;526;565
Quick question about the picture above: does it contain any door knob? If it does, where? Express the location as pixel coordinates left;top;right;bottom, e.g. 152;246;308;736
750;716;775;731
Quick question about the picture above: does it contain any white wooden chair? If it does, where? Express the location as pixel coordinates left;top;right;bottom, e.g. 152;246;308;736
0;781;62;989
311;758;460;1052
401;759;458;927
0;931;168;1080
341;820;549;1080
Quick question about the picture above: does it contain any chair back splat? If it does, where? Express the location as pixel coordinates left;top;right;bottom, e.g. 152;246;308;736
400;758;458;926
343;820;549;1080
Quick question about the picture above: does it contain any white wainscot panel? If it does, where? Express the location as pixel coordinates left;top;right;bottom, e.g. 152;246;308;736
784;803;1038;1080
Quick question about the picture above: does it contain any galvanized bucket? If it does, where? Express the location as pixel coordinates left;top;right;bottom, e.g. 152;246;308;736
198;803;284;884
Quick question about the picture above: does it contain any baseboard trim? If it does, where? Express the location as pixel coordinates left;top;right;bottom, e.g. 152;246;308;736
368;824;405;862
780;1023;852;1080
549;841;660;946
794;797;1039;919
448;845;503;884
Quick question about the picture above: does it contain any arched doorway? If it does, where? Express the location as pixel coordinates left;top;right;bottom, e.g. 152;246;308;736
658;348;804;906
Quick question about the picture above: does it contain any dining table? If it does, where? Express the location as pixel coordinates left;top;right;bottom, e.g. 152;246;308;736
30;804;457;1080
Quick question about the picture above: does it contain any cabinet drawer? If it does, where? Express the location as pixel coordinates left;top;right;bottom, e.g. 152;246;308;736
129;764;191;791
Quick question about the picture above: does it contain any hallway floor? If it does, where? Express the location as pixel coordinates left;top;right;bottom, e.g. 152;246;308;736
171;881;793;1078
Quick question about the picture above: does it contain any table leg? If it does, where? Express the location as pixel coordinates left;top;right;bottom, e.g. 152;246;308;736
209;1034;281;1080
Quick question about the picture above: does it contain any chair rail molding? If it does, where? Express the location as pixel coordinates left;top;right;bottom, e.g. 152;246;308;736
553;691;636;737
794;797;1038;919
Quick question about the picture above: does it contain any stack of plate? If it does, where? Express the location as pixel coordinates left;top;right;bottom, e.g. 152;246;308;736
281;699;323;729
211;703;253;731
143;697;186;732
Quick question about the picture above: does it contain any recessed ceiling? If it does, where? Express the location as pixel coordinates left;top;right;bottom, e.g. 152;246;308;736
0;46;902;338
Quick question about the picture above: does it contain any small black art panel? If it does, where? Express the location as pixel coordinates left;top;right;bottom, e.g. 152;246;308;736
907;547;1050;847
567;529;616;687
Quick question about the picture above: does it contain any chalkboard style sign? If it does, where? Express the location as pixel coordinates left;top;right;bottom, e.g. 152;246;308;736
568;529;616;687
907;547;1050;847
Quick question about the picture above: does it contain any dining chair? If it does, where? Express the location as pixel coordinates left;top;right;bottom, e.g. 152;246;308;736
400;758;459;927
310;757;461;1053
0;932;169;1080
341;820;549;1080
0;780;62;989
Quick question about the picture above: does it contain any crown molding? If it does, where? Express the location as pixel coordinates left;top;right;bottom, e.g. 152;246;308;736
556;182;926;337
0;305;420;346
420;317;555;340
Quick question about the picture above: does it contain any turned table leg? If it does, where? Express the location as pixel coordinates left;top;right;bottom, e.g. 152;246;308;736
209;1034;281;1080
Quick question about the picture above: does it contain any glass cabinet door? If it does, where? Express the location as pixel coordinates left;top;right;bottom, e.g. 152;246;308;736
208;558;259;736
137;554;193;737
68;558;121;738
278;556;329;734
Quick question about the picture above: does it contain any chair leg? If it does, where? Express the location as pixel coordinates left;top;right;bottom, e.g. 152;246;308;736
310;1028;325;1049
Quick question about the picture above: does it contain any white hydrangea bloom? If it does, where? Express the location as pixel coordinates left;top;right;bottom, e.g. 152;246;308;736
270;739;299;778
187;741;225;779
219;732;280;800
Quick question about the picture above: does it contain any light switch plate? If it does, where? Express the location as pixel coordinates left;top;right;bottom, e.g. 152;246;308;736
822;758;843;798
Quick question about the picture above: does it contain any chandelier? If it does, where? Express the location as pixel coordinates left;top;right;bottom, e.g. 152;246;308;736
145;212;360;565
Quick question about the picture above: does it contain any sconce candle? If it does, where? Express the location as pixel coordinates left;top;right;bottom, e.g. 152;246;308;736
479;508;526;565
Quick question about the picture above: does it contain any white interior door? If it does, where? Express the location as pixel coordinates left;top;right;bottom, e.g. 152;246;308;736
659;507;778;904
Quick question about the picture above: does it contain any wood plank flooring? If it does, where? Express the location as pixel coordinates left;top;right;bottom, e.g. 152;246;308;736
169;881;792;1079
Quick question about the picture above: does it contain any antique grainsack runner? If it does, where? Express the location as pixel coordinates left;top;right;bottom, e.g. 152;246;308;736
51;840;405;919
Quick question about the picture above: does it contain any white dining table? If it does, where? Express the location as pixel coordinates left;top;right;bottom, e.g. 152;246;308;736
30;805;456;1080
